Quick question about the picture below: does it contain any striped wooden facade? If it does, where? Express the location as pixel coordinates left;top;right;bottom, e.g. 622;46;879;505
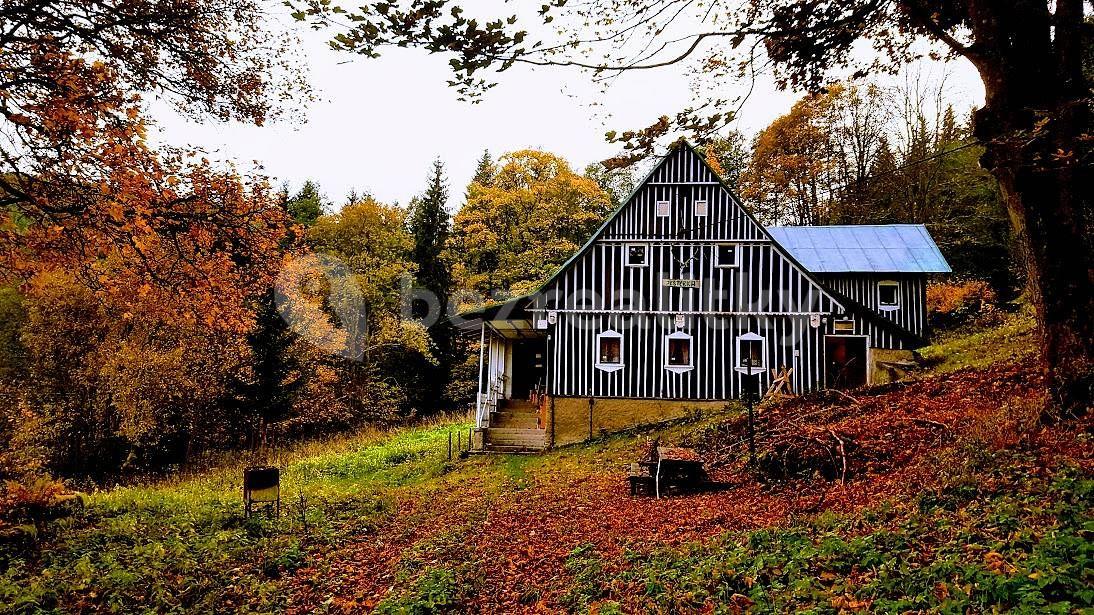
466;141;941;429
820;274;927;350
529;142;851;399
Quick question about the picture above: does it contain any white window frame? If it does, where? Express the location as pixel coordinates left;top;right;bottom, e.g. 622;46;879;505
735;332;766;374
664;330;694;373
594;330;625;372
693;199;708;217
716;243;740;268
656;200;671;217
878;280;900;311
625;243;649;267
833;319;855;333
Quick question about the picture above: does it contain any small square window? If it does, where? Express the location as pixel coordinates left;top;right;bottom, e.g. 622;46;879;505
668;337;690;366
716;243;738;268
599;337;621;364
595;330;624;372
736;333;766;372
626;244;648;267
878;281;899;309
833;320;855;332
656;200;671;217
694;200;708;216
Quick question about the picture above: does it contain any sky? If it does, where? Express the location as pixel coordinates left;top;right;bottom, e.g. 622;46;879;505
149;7;985;212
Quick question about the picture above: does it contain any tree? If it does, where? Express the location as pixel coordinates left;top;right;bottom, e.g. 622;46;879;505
290;0;1092;413
0;1;304;332
740;91;838;225
471;150;496;187
698;130;751;189
584;162;636;210
408;159;457;407
305;197;435;419
448;150;612;299
284;181;325;226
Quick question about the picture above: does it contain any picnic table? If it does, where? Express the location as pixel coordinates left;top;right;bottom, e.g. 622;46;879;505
629;446;708;497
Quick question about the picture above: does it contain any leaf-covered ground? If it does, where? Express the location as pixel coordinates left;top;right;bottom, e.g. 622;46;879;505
2;315;1090;614
286;359;1092;613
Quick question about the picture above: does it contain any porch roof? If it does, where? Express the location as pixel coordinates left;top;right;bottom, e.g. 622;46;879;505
451;294;537;334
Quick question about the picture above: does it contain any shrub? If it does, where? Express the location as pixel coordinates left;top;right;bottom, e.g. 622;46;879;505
927;280;998;329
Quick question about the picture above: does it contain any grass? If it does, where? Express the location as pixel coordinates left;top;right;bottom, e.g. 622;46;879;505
919;310;1037;374
0;416;472;614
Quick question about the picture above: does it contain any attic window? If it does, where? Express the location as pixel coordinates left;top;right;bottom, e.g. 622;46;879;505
656;200;671;217
694;200;708;216
878;280;900;310
626;243;648;267
716;243;739;268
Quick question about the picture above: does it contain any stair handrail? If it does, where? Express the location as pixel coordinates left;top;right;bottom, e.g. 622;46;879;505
476;375;506;428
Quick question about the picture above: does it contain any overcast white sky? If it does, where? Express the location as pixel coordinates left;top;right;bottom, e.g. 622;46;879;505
149;7;985;213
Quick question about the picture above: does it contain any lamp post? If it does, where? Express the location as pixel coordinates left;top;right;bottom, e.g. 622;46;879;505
747;361;756;468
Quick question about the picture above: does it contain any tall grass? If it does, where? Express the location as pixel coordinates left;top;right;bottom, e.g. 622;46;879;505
0;414;472;614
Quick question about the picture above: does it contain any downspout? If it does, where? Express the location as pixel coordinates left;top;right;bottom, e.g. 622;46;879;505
546;329;555;448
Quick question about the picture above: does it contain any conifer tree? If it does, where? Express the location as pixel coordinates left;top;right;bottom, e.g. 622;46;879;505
408;159;456;406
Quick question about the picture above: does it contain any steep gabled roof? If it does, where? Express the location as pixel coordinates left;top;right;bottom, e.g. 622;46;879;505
531;140;845;310
766;225;951;274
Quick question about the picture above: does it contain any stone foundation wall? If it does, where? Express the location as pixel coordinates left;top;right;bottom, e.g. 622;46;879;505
869;347;918;385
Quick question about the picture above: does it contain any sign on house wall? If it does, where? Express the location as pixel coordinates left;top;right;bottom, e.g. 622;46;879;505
663;279;701;288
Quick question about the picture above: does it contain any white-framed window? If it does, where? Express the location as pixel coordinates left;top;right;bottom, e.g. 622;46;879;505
716;243;739;268
595;330;624;372
833;319;855;333
878;280;900;310
656;200;671;217
664;330;693;372
735;332;766;373
694;199;708;217
625;243;648;267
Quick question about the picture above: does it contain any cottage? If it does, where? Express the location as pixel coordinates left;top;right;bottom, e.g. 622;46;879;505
456;141;950;451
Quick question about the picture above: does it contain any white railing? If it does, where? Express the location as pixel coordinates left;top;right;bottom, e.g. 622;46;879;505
475;376;506;428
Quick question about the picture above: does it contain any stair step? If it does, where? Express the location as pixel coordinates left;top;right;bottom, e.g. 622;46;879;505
484;444;542;453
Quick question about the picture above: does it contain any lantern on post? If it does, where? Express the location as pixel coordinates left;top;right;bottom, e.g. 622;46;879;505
243;466;280;518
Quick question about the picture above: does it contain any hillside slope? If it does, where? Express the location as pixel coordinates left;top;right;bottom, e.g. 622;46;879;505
1;314;1090;614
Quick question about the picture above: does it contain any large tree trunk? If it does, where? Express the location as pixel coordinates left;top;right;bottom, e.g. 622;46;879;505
967;0;1093;416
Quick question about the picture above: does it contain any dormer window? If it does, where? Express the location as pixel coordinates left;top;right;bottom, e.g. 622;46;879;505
694;200;708;216
656;200;671;217
878;280;900;310
626;244;648;267
716;243;739;268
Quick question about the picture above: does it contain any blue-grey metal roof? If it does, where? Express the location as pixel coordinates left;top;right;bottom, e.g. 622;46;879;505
765;224;952;273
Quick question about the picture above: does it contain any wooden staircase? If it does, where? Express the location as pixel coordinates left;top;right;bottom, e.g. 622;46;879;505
484;400;547;452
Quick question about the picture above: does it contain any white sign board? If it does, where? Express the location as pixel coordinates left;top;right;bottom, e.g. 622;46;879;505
663;279;700;289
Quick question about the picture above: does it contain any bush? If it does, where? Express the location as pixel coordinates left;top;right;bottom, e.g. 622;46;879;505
927;280;998;329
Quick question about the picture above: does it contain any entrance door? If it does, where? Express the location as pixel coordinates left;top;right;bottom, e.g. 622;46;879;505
509;339;545;400
825;336;868;389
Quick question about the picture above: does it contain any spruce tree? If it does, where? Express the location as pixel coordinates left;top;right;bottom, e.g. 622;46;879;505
408;159;456;407
471;149;494;187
